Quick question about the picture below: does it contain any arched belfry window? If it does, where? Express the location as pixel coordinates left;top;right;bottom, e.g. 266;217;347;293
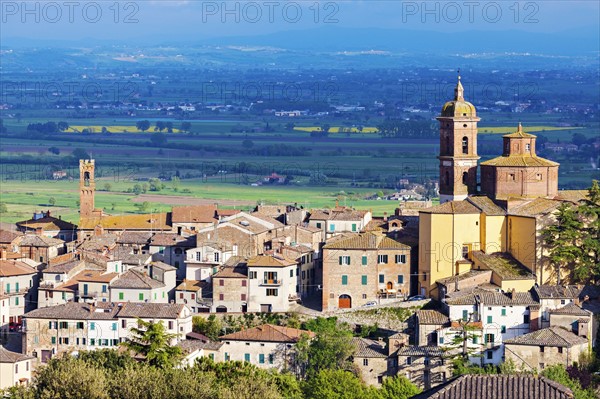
445;136;450;153
462;137;469;154
462;172;468;186
84;171;91;187
445;171;450;186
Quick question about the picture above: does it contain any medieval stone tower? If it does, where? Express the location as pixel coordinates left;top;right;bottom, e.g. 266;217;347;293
79;159;96;218
436;74;480;204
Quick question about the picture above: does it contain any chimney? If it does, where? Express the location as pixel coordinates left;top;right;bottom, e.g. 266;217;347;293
529;305;540;332
35;227;44;236
383;212;388;222
94;225;104;236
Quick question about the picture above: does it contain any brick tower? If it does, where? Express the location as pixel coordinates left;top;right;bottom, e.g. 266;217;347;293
79;159;96;218
436;74;480;204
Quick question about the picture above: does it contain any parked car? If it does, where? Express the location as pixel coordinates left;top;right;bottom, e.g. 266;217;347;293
407;295;426;301
363;301;377;307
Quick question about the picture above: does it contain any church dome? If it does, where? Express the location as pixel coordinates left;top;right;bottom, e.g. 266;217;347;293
440;75;477;118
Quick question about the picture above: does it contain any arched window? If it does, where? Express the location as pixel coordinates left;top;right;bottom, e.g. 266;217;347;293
462;137;469;154
462;172;468;186
445;136;450;153
445;171;450;186
83;171;91;187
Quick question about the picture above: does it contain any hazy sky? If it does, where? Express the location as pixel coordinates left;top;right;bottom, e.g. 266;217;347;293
2;0;599;42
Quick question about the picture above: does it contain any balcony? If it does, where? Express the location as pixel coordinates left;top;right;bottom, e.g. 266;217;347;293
260;279;282;286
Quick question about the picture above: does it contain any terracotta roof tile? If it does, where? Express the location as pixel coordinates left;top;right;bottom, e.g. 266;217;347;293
352;337;388;358
509;198;563;217
220;324;314;343
323;232;410;250
397;346;444;357
504;326;588;347
247;255;297;268
471;251;535;280
420;200;481;215
413;374;574;399
549;303;590;316
0;347;34;363
172;205;217;223
16;216;77;232
416;310;450;325
0;260;36;277
79;213;170;231
110;269;164;289
480;154;559;167
0;229;22;244
176;279;208;292
117;302;185;319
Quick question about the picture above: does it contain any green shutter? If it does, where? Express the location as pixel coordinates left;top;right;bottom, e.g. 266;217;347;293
487;316;492;324
139;293;144;301
244;353;250;362
362;256;367;266
339;256;342;265
119;292;124;300
361;275;367;285
342;275;348;285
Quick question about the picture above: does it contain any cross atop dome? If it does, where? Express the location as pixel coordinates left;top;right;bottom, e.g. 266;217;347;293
454;70;464;101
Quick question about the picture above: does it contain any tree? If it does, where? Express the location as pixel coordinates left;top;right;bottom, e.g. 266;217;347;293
149;178;164;192
542;203;583;284
180;121;192;133
0;203;7;213
541;365;597;399
132;184;143;195
155;121;166;132
295;317;355;379
302;369;374;399
577;180;600;284
120;319;182;369
171;176;180;192
34;356;109;399
57;121;69;131
48;146;60;155
572;132;588;147
192;315;223;340
134;201;151;213
242;139;254;149
136;120;151;132
72;148;90;160
48;197;56;206
379;376;421;399
103;183;112;191
165;122;174;133
150;132;167;146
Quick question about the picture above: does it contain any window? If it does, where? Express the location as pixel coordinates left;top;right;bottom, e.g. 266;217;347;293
501;326;506;333
119;292;124;300
462;310;468;321
241;293;246;301
329;224;335;232
462;172;468;186
362;255;367;266
316;222;322;229
225;353;230;361
486;351;493;360
395;254;406;264
560;299;566;305
462;136;468;154
439;337;444;344
59;322;68;329
379;274;384;284
406;357;412;365
362;294;367;299
342;275;348;285
196;252;202;261
363;359;369;366
249;271;257;279
15;297;19;306
423;272;427;281
214;253;220;262
539;363;545;369
76;322;84;329
168;321;174;330
51;337;56;344
302;271;306;280
219;279;224;286
15;282;19;292
266;289;278;297
526;143;531;152
242;280;247;287
397;275;404;284
377;255;388;264
259;354;265;364
122;320;126;328
90;322;95;330
540;346;545;353
219;294;224;300
15;364;18;373
268;354;274;364
290;269;294;277
180;293;184;299
472;336;478;344
501;308;506;316
102;285;107;293
524;314;530;324
487;316;493;324
339;256;351;265
445;171;450;186
361;275;368;285
484;334;494;344
138;293;144;301
352;224;357;232
509;173;516;181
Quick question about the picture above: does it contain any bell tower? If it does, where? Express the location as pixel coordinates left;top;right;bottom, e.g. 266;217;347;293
79;159;96;218
436;74;480;204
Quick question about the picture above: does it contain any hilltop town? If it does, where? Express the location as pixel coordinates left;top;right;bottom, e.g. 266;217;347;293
1;77;599;399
